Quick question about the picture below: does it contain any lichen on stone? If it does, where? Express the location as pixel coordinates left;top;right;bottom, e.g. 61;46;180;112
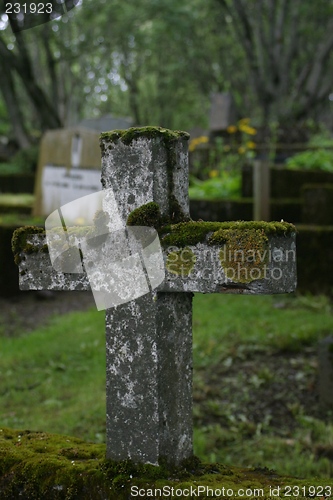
100;127;190;224
11;225;46;265
215;228;269;283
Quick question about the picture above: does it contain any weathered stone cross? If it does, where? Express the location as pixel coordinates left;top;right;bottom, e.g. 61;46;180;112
13;127;297;466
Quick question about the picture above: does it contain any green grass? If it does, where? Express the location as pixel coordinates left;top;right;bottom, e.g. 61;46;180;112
193;293;333;361
0;163;24;175
1;293;333;479
192;294;333;479
0;309;106;442
0;193;35;215
0;193;34;208
0;213;44;226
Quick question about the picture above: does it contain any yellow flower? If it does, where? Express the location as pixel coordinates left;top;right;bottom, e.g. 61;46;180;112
227;125;238;134
209;170;219;178
198;136;209;144
189;136;209;152
239;124;257;135
246;141;256;149
74;217;86;225
238;146;246;154
238;118;251;126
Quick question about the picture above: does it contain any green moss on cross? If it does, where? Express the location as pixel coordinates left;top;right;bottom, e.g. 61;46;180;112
127;202;164;228
100;126;189;147
160;220;295;248
216;228;269;283
11;226;47;265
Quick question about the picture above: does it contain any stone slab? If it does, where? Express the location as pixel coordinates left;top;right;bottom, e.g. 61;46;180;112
33;127;102;217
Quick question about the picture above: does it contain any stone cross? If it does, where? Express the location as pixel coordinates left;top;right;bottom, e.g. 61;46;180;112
12;127;297;466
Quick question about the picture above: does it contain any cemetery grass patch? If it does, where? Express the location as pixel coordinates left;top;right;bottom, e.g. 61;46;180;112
0;214;44;227
192;293;333;478
0;308;106;442
0;193;34;211
1;294;333;479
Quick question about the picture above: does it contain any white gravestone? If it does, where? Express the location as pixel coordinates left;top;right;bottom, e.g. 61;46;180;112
33;127;102;221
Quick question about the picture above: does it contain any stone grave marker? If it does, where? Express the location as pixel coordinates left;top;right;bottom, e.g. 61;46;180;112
13;127;297;466
33;127;102;219
209;92;237;134
318;336;333;410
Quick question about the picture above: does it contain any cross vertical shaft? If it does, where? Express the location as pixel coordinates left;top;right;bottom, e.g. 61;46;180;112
100;128;193;465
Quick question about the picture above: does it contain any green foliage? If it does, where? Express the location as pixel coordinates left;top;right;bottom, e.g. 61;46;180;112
307;128;333;148
11;146;39;173
286;131;333;172
0;99;10;136
189;172;241;199
286;149;333;172
0;146;39;175
0;162;23;175
1;0;333;141
189;123;257;200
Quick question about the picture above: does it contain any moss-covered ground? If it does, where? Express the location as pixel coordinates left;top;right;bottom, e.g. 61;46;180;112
0;427;330;499
0;293;333;497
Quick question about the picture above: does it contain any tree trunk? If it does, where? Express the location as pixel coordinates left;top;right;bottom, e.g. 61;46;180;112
0;67;32;149
2;16;62;132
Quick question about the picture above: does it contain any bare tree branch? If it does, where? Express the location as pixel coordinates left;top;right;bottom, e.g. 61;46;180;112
304;17;333;99
317;77;333;102
253;0;273;92
0;68;31;148
281;0;301;95
273;0;289;68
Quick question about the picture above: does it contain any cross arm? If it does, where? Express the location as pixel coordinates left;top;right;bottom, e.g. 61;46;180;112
12;220;297;295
